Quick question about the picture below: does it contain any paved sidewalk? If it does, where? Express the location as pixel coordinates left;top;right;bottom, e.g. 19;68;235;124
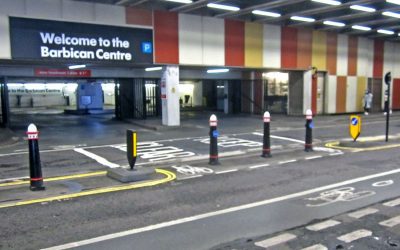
212;197;400;250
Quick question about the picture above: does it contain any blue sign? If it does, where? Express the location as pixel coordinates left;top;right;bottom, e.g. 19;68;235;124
309;121;314;129
351;117;358;126
141;42;152;54
213;130;219;138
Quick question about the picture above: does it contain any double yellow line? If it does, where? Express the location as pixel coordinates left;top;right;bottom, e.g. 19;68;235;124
0;169;175;209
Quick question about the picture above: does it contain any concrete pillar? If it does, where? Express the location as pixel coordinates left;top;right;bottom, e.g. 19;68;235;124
303;70;312;115
161;66;180;126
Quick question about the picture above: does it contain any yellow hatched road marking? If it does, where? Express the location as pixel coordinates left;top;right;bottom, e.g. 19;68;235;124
0;169;175;209
0;171;107;187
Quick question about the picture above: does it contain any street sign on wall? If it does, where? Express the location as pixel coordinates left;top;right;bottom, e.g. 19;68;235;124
9;17;153;64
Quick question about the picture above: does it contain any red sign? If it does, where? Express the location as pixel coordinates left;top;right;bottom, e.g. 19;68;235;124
34;68;91;77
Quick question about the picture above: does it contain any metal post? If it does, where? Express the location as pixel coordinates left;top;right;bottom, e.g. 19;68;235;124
305;109;313;152
384;72;391;142
262;111;271;158
127;130;137;170
209;114;219;165
27;124;45;191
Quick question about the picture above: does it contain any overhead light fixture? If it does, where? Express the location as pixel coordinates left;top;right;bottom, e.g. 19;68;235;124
145;66;163;71
207;68;229;74
350;5;376;12
382;11;400;18
68;64;86;69
352;25;371;31
387;0;400;5
252;10;281;17
290;16;315;22
377;29;395;35
165;0;193;3
323;20;345;27
311;0;341;6
207;3;240;11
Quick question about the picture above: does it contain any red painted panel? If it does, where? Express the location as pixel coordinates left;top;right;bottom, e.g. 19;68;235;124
225;19;244;67
348;36;358;76
281;27;298;69
154;11;179;64
392;79;400;110
125;7;152;26
373;40;384;78
311;75;317;115
326;32;337;75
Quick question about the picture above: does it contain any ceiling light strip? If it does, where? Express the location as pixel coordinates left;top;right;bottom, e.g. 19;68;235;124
252;10;281;17
386;0;400;5
165;0;193;3
291;16;315;22
207;69;229;74
145;67;163;72
382;11;400;18
207;3;240;11
323;20;345;27
352;25;371;31
311;0;341;6
350;5;376;12
377;29;395;35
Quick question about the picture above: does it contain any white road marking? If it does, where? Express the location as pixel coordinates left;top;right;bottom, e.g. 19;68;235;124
329;152;344;156
215;169;238;175
306;220;341;231
73;148;120;168
43;168;400;250
348;208;379;219
302;244;328;250
305;155;322;160
253;132;304;144
249;164;270;169
0;176;29;183
383;198;400;207
279;159;297;165
178;175;203;180
379;215;400;228
372;180;393;187
337;229;372;243
255;233;297;248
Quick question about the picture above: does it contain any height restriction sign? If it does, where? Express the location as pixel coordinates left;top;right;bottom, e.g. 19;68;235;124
349;115;361;141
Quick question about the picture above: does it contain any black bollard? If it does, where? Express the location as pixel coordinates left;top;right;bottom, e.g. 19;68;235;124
305;109;313;152
262;111;271;158
27;124;45;191
209;114;219;165
126;130;137;170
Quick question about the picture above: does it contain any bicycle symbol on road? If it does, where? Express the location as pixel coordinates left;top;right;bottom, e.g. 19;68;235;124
305;187;376;207
171;165;214;175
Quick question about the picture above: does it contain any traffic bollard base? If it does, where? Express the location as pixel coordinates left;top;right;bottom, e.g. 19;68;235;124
30;186;45;191
261;148;271;158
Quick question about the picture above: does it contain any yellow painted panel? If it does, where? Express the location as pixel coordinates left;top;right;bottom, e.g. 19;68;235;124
311;30;327;70
245;22;263;67
357;77;367;112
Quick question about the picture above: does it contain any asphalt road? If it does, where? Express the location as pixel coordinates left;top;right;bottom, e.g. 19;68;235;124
1;113;400;249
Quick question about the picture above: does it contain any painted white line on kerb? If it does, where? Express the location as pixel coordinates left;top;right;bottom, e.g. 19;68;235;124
337;229;372;243
178;175;203;180
215;169;238;175
379;215;400;228
305;155;322;160
73;148;120;168
249;164;270;169
255;233;297;248
279;160;297;165
252;132;304;144
306;220;341;231
348;208;379;219
383;198;400;207
302;244;328;250
43;168;400;250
